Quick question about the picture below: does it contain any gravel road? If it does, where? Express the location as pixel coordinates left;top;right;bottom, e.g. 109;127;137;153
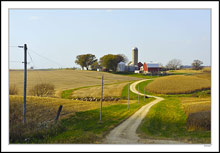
103;79;183;144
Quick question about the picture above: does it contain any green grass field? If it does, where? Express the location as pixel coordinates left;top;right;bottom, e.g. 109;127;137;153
137;98;211;143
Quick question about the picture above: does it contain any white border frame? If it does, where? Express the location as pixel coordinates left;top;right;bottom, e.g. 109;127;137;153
1;1;219;152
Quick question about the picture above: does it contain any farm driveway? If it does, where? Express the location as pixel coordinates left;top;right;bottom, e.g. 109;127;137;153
103;79;183;144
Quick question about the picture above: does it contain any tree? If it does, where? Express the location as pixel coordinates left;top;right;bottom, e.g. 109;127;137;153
91;61;100;70
166;59;182;70
75;54;97;70
99;54;127;72
192;59;203;70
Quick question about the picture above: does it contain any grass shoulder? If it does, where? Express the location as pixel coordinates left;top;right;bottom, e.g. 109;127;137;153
137;97;210;143
34;97;155;143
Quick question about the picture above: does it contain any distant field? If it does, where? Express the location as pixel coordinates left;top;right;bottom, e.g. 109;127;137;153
167;69;202;74
71;82;128;98
193;72;211;80
145;74;211;94
9;70;140;97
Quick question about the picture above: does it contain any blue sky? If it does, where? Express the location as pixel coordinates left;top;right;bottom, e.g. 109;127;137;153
9;9;211;69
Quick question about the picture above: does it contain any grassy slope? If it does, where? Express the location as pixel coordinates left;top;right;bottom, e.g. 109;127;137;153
137;98;211;143
32;97;154;143
10;95;128;143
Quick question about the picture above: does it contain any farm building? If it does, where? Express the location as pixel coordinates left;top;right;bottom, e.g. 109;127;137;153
140;62;161;73
117;61;126;72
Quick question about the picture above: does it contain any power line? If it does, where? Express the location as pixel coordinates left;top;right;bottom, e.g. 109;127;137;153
28;49;64;68
10;61;23;63
27;50;43;83
9;46;19;48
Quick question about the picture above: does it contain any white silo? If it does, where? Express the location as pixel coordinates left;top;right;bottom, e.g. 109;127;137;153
132;47;138;66
117;61;126;72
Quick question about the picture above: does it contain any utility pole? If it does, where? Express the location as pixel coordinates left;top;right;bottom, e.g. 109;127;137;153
18;44;27;124
100;75;103;122
128;82;129;110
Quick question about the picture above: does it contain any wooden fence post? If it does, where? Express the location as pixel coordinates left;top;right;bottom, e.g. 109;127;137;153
55;105;63;123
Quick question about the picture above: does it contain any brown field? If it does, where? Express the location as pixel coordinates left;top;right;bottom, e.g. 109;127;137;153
193;72;211;80
180;97;211;115
71;82;128;98
201;67;211;73
145;74;211;94
9;95;130;123
9;69;140;97
167;69;203;74
179;97;211;131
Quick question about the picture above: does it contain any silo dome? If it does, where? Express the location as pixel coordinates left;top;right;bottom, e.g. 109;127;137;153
132;47;138;51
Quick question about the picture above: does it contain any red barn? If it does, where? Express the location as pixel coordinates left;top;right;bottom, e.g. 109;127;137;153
142;63;160;73
147;63;160;73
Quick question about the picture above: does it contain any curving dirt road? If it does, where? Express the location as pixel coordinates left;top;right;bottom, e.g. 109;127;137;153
103;79;183;144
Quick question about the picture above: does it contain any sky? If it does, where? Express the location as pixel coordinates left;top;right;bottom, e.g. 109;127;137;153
9;9;211;69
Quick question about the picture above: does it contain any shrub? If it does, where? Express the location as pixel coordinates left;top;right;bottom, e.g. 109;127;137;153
187;111;211;131
9;85;18;95
29;83;55;97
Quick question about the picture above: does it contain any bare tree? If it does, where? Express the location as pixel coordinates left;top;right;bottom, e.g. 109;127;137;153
166;59;182;70
192;59;203;70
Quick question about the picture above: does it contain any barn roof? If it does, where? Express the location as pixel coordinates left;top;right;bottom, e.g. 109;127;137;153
146;63;160;68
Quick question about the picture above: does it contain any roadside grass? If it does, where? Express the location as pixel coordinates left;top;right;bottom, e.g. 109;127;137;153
135;80;154;96
137;97;211;143
121;81;140;100
28;97;154;143
9;95;128;143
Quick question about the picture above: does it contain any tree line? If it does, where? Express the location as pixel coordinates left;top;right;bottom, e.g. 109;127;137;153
75;54;204;72
75;54;128;72
165;59;204;70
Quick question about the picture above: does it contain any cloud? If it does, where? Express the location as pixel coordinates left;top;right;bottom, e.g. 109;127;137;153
29;16;41;20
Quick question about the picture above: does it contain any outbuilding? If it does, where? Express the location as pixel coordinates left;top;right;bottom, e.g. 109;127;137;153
141;62;161;73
